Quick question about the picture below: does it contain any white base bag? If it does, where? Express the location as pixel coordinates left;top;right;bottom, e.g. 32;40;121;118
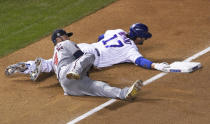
165;61;202;73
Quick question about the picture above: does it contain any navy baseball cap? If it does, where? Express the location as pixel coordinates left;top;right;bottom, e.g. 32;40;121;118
51;29;73;44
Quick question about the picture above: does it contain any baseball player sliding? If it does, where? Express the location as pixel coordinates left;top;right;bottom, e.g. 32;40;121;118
5;23;170;81
33;29;143;100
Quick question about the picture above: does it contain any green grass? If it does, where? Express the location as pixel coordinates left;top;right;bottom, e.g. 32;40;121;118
0;0;115;57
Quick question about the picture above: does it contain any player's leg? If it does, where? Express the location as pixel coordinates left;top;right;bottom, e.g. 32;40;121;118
80;76;128;99
59;76;123;98
5;61;35;76
66;53;95;80
5;57;53;81
60;75;143;100
81;77;143;100
30;58;54;81
30;57;43;81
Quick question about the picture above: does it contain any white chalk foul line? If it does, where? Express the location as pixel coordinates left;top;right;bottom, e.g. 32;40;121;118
184;47;210;62
67;99;116;124
67;46;210;124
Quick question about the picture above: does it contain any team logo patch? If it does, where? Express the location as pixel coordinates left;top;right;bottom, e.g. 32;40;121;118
57;33;61;36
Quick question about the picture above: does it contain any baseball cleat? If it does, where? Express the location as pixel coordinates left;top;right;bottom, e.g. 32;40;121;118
125;80;143;100
5;62;28;76
30;57;42;81
66;71;80;80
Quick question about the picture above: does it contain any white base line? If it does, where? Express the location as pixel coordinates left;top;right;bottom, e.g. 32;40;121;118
67;46;210;124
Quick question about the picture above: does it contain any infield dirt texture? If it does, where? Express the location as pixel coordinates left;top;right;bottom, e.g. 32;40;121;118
0;0;210;124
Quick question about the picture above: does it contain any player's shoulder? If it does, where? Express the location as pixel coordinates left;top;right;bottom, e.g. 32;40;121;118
116;29;127;33
105;29;127;34
60;40;76;49
63;40;76;45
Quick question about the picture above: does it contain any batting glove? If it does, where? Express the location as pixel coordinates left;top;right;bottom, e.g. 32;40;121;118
152;62;170;72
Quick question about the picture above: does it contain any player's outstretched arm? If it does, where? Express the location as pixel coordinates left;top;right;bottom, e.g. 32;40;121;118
135;57;170;72
135;57;153;69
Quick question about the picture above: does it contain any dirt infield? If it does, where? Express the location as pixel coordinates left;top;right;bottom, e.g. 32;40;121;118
0;0;210;124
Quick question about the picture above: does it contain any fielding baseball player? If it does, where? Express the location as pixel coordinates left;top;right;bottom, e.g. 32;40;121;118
8;29;142;100
5;23;170;81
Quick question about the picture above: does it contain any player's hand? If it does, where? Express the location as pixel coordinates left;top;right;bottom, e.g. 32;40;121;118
152;62;170;72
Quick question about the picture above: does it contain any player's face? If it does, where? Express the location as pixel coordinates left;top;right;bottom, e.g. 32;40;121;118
60;35;70;40
134;37;145;45
56;35;70;43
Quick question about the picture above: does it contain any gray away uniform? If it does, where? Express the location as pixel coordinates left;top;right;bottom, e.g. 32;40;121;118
52;40;129;99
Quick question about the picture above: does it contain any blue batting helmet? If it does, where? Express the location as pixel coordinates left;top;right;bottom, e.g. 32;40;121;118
129;23;152;40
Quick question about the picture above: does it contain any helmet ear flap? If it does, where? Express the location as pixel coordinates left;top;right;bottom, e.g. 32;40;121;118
128;32;136;40
129;25;138;40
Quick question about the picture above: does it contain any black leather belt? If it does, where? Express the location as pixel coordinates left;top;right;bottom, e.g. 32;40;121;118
94;48;100;56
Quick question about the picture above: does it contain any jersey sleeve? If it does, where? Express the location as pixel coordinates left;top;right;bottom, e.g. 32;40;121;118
127;48;143;63
135;57;153;69
64;40;80;53
64;40;84;59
